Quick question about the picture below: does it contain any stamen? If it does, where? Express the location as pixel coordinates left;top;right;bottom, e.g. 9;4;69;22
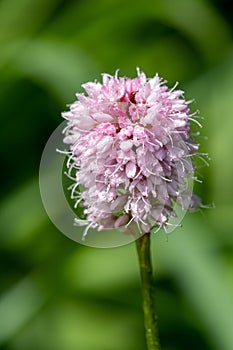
136;221;143;234
74;198;83;208
167;132;174;147
95;179;105;183
139;217;148;226
146;168;157;176
188;117;203;128
71;182;80;198
192;177;203;183
56;148;71;155
82;222;94;240
160;175;172;182
133;168;143;180
125;216;134;228
64;171;76;181
148;140;163;148
186;99;194;105
152;225;162;235
169;81;179;92
196;154;210;167
166;222;182;228
74;218;89;226
111;163;123;176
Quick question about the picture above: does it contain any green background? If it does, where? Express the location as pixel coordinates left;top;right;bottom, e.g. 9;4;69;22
1;0;233;349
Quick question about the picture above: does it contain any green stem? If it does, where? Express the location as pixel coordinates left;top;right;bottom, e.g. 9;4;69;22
136;232;161;350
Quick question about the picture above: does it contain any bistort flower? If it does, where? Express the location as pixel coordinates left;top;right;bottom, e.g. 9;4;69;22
62;69;202;237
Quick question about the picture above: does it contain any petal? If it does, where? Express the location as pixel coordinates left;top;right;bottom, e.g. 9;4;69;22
125;161;137;178
92;112;114;123
114;214;129;228
120;140;133;152
96;136;113;154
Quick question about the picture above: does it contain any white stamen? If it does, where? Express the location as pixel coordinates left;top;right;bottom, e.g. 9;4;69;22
74;198;83;208
148;140;163;148
56;148;71;155
64;171;76;181
192;177;203;183
139;217;148;226
196;154;210;167
160;175;172;182
125;216;134;228
169;81;179;92
71;182;80;198
133;168;143;180
82;222;93;240
188;117;203;128
136;221;143;234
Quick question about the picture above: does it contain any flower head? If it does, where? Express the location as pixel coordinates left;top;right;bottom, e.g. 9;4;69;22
62;69;202;237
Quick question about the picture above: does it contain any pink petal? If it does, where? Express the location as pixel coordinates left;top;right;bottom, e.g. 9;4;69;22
125;161;137;178
92;112;113;123
114;214;129;228
120;140;133;152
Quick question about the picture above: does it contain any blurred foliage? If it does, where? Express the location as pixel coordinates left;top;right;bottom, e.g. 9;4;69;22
1;0;233;349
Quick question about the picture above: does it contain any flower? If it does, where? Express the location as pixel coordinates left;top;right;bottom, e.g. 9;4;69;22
62;69;202;237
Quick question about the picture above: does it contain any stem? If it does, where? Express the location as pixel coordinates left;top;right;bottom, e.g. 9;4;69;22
136;232;161;350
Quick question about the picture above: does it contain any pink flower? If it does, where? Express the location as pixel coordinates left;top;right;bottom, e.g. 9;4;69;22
62;69;202;237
